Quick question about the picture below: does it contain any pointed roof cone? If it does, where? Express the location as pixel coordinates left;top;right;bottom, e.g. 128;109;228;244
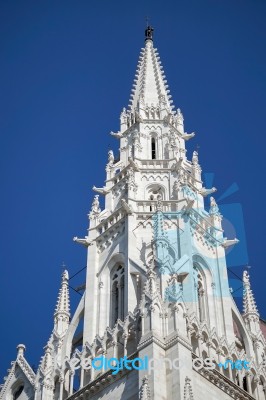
243;270;259;317
54;270;70;334
128;26;174;114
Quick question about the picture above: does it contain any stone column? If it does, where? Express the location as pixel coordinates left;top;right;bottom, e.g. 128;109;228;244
217;349;223;373
80;367;84;389
246;372;251;394
69;371;74;395
123;333;128;357
59;375;64;400
112;341;118;359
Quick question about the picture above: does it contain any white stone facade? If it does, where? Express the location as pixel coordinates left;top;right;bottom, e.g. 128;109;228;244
1;28;266;400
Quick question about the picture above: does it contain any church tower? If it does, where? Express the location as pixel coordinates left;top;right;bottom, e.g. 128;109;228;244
1;27;266;400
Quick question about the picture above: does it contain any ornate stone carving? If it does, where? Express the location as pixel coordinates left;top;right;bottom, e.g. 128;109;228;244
183;376;194;400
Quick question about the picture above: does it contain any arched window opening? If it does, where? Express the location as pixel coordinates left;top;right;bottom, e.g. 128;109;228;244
13;385;24;400
149;195;154;211
191;333;199;356
112;282;119;324
147;185;165;212
151;138;156;159
243;376;248;392
193;265;208;323
197;277;205;322
110;265;124;327
232;312;247;353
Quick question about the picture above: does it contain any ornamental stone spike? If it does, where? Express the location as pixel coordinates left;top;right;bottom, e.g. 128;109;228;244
243;270;259;316
243;270;261;335
54;269;70;335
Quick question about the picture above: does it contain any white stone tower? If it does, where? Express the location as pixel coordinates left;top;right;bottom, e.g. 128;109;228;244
1;27;266;400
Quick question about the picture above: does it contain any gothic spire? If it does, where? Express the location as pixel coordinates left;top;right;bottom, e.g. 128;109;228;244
54;269;70;335
243;270;261;334
128;26;174;113
243;270;259;316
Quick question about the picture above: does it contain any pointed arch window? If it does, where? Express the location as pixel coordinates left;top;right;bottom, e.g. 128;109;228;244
111;265;124;327
193;265;208;323
151;138;156;159
147;185;165;212
13;385;24;400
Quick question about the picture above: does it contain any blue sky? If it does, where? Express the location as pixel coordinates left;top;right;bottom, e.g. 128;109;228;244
0;0;266;379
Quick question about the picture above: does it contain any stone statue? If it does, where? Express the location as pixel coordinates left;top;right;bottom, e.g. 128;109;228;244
145;26;154;40
91;195;101;214
108;150;114;165
192;151;198;165
209;196;219;215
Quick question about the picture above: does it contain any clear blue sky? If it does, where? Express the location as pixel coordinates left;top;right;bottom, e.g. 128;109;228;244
0;0;265;378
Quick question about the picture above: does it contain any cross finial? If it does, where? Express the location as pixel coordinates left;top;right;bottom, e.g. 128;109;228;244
145;16;149;27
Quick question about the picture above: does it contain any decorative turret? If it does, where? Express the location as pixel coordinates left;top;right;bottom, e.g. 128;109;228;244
54;269;70;335
243;270;260;334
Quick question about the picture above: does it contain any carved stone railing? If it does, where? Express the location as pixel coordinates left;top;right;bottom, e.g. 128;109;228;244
137;158;171;169
192;353;255;400
66;351;138;400
136;200;182;213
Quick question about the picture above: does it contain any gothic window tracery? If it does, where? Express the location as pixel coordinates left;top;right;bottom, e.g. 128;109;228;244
193;264;208;323
111;265;124;327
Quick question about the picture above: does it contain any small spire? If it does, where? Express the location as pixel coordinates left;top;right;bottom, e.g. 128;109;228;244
243;270;261;334
54;269;70;335
243;270;259;316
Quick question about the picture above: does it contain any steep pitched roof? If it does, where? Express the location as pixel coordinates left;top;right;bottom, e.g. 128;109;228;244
0;345;35;400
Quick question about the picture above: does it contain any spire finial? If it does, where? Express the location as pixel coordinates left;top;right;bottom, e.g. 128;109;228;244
145;24;154;42
54;269;70;334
